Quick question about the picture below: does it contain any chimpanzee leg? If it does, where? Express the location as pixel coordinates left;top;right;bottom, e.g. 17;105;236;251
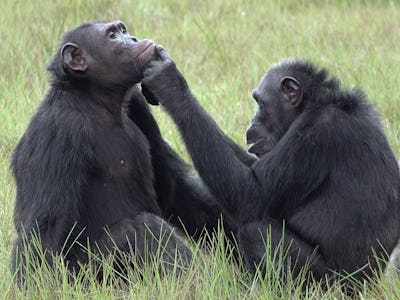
96;212;192;273
237;217;327;280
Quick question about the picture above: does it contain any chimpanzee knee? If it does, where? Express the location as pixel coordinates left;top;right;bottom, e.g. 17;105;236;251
97;213;192;271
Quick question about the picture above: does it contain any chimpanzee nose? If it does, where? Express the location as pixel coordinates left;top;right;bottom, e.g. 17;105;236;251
131;36;138;42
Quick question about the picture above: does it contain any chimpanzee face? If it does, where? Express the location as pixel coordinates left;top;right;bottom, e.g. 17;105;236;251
246;69;303;158
60;20;156;88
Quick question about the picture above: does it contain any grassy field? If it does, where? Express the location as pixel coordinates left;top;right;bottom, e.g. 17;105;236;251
1;0;400;298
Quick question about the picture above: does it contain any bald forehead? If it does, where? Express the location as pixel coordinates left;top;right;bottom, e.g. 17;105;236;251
259;67;284;88
92;20;123;30
64;20;124;39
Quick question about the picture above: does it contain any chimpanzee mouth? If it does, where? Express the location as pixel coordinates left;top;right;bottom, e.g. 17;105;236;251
142;42;154;53
135;40;155;58
247;139;263;154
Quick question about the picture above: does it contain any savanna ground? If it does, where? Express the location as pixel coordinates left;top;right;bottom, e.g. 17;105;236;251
1;0;400;298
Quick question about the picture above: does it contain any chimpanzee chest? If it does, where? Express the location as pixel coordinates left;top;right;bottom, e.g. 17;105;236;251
80;116;157;232
93;119;153;183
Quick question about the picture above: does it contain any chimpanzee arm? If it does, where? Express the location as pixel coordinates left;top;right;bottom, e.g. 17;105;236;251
129;85;256;167
227;137;257;167
142;53;264;221
142;48;334;223
126;86;238;236
11;101;94;263
126;87;193;217
253;111;336;219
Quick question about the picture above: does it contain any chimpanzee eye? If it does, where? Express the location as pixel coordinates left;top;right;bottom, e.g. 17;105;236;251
109;31;116;39
122;27;127;34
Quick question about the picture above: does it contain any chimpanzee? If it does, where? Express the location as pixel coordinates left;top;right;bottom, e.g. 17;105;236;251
11;21;235;283
141;46;400;282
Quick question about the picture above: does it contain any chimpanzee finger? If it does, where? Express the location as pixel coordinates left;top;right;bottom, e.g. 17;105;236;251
154;44;170;61
141;83;159;105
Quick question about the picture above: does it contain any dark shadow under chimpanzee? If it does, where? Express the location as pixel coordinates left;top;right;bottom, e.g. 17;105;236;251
11;21;236;283
141;46;400;283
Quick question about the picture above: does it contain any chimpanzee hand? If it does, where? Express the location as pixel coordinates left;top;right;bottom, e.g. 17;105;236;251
141;45;189;106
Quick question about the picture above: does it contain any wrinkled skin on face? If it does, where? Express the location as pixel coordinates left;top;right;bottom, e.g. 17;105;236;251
246;70;303;158
59;20;156;88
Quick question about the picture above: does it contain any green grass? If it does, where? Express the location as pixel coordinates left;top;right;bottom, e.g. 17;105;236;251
1;0;400;298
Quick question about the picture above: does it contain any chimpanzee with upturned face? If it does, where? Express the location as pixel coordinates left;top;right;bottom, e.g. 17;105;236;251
142;47;400;282
11;21;235;283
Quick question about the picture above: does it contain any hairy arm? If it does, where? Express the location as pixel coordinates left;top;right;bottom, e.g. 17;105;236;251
142;47;261;221
12;100;94;256
255;111;335;219
126;86;238;234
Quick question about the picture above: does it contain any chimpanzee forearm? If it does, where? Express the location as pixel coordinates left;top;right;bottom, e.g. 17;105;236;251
127;86;238;234
227;138;257;167
143;76;263;221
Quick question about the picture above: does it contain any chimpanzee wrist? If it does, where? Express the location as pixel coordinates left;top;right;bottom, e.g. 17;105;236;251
162;90;198;123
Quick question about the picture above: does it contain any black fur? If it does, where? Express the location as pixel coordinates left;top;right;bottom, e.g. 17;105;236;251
142;51;400;282
11;21;233;283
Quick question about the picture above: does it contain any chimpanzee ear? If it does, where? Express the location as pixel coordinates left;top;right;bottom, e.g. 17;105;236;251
280;76;303;106
61;43;87;72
